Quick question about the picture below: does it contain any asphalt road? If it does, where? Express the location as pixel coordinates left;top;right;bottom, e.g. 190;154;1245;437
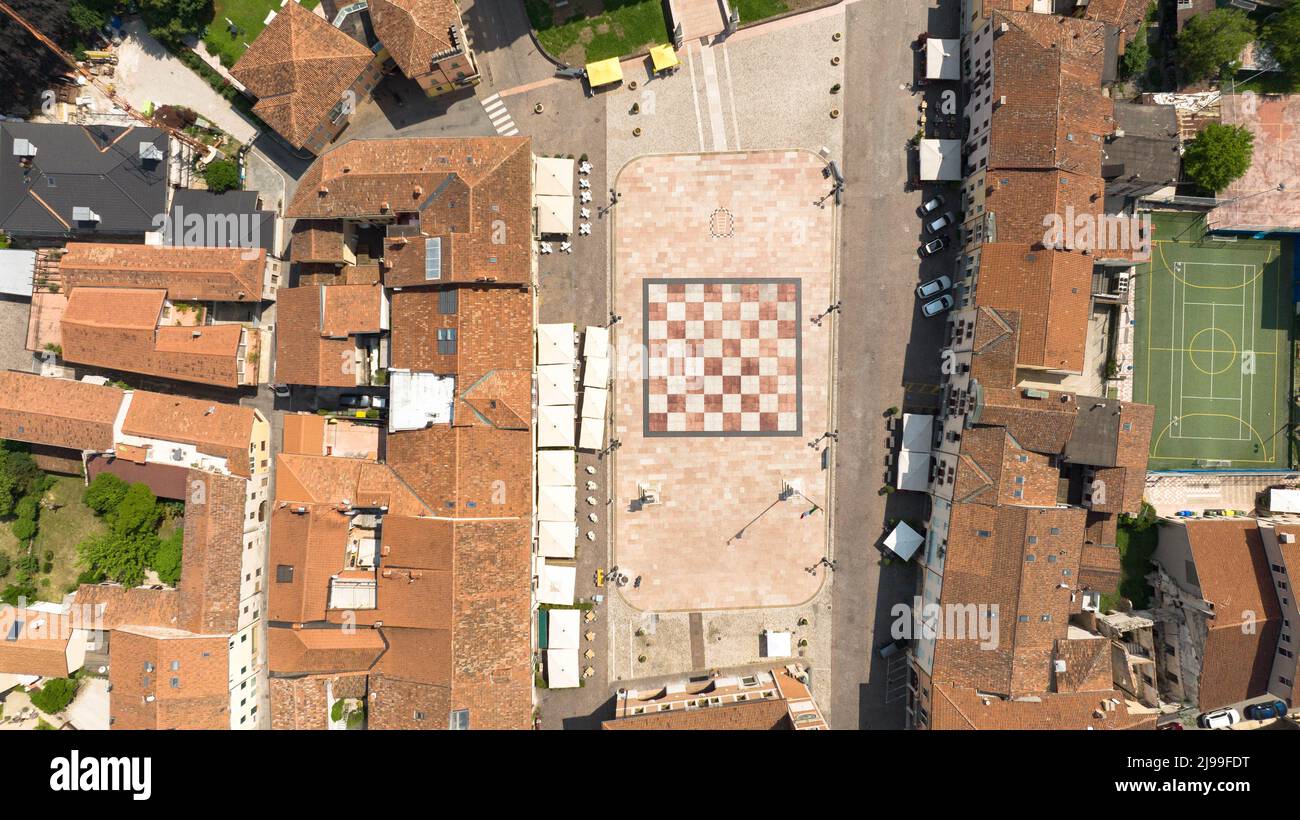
826;0;959;730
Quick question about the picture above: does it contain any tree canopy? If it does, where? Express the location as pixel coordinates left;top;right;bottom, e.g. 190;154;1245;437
84;472;129;515
203;159;241;194
1183;122;1255;193
1262;0;1300;83
29;677;78;714
1176;8;1256;83
77;480;169;588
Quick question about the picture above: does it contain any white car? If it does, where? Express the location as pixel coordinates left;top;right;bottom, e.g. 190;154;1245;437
921;294;954;317
925;211;955;236
917;275;952;300
1196;708;1241;729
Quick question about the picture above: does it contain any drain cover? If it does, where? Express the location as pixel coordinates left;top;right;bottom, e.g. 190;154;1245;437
709;208;734;238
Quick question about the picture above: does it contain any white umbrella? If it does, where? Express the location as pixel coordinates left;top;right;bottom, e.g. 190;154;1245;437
536;323;575;366
538;363;576;406
884;521;924;561
537;404;575;448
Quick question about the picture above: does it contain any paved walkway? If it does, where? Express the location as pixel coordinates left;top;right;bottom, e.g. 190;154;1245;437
678;0;726;42
114;19;258;144
1144;471;1300;516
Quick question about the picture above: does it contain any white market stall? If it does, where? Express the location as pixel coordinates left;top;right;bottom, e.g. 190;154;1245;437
536;323;576;366
537;363;577;406
535;195;574;235
537;484;576;523
896;449;931;492
534;156;575;196
884;520;924;562
925;38;960;81
578;416;605;452
580;387;608;420
547;607;581;650
536;560;576;606
583;325;609;359
919;139;961;181
537;520;577;558
582;355;610;389
537;403;576;449
536;449;575;488
545;648;580;689
901;413;935;452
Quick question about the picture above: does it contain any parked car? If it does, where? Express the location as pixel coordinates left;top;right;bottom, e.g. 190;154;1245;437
919;237;947;257
1156;720;1184;731
338;393;373;409
925;211;955;235
917;195;945;216
1196;708;1241;729
921;294;954;317
272;384;291;398
876;638;909;660
1244;700;1288;721
917;275;952;300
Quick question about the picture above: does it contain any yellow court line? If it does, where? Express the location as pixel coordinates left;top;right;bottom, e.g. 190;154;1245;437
1149;347;1276;355
1151;413;1270;462
1154;240;1275;290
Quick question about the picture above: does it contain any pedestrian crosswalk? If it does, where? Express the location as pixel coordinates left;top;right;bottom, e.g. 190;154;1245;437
480;93;519;137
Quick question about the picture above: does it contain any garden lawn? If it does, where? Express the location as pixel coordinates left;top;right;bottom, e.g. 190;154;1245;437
735;0;788;25
529;0;669;65
32;476;108;600
203;0;322;68
1100;524;1158;612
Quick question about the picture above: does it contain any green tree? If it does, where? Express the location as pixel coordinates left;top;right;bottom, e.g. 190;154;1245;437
0;581;37;605
111;483;161;538
13;495;38;521
1262;0;1300;83
1176;9;1256;83
1121;21;1151;80
11;517;36;541
0;446;43;516
203;159;240;194
78;532;159;588
153;529;184;587
140;0;212;48
29;677;77;714
0;553;9;578
1183;122;1255;192
84;472;128;514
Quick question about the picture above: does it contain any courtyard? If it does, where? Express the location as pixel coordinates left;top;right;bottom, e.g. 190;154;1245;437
609;151;837;612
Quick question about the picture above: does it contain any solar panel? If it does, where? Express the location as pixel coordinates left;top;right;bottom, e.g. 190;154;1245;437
425;237;442;280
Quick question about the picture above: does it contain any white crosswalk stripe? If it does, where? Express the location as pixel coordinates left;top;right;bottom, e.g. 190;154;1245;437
479;93;519;137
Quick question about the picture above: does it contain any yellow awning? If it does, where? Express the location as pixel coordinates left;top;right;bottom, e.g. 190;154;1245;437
586;58;623;88
650;44;679;72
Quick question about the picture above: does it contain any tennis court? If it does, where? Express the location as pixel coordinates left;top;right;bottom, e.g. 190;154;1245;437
1133;212;1293;471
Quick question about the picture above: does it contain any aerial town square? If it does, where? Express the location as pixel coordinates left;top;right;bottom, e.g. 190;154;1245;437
1;0;1300;771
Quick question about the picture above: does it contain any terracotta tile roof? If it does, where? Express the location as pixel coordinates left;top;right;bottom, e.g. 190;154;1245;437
1077;0;1148;34
602;698;794;730
59;242;265;302
108;627;229;730
274;284;383;386
930;684;1156;730
285;137;532;285
952;426;1059;506
60;287;247;388
177;471;248;635
976;386;1080;453
0;605;74;678
974;244;1093;373
1053;636;1115;693
0;371;122;452
932;503;1086;696
337;564;452;629
968;306;1020;389
983;169;1106;246
1079;541;1122;592
986;12;1115;175
121;392;258;477
230;0;377;150
380;515;453;568
386;425;531;518
366;674;452;729
373;625;452;685
1084;509;1118;546
74;584;180;630
290;220;348;263
267;626;385;675
369;0;462;81
270;674;369;729
274;453;430;514
1182;520;1283;709
266;505;352;623
281;413;328;455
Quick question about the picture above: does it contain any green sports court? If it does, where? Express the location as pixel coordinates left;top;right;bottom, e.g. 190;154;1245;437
1133;212;1294;471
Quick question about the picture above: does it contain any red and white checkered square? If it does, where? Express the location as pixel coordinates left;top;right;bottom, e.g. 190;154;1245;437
644;280;801;435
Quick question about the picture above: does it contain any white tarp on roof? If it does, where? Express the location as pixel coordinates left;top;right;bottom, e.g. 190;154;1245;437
537;364;576;406
548;608;581;650
537;560;576;606
546;648;580;688
534;156;575;197
926;38;960;80
884;521;924;562
920;139;961;181
536;323;575;366
582;356;610;389
537;520;576;558
1271;488;1300;513
0;249;36;298
536;194;574;235
537;449;575;488
583;325;609;359
537;403;575;449
581;387;607;420
537;484;576;523
897;449;931;492
388;370;455;432
901;413;934;452
578;416;605;452
762;630;792;658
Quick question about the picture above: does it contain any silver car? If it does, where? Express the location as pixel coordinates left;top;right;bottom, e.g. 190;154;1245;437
917;275;952;300
921;293;954;317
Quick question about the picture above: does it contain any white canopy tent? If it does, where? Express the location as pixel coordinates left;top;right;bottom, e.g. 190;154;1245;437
537;484;576;523
537;404;576;449
919;139;961;181
1271;488;1300;513
534;156;575;196
536;449;575;488
537;520;577;558
583;325;610;359
536;323;575;366
547;608;581;650
762;630;793;658
884;521;924;562
546;649;580;689
578;416;605;452
537;560;576;606
581;387;608;420
582;356;610;389
925;38;960;80
535;194;575;235
901;413;935;452
537;363;577;406
897;449;931;492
